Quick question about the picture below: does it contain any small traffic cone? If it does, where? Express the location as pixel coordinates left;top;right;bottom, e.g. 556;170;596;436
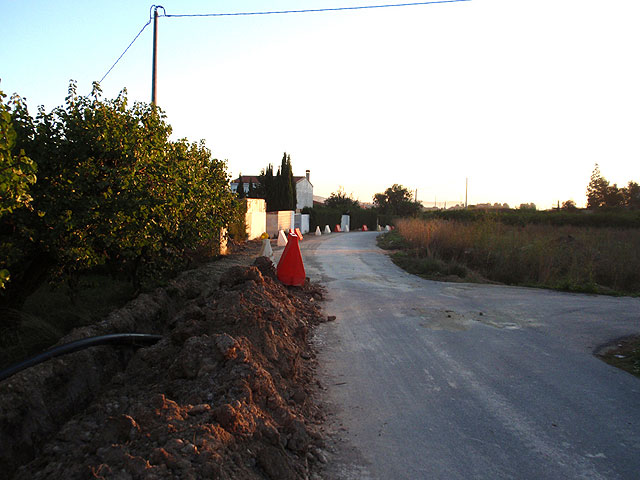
259;237;274;261
315;226;322;236
277;230;288;246
324;225;331;234
377;224;382;232
344;224;349;233
277;232;306;286
335;224;341;232
363;225;368;231
385;225;391;232
295;227;303;240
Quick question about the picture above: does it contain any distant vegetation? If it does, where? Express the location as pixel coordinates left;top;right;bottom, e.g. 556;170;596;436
377;166;640;295
385;217;640;295
305;183;420;231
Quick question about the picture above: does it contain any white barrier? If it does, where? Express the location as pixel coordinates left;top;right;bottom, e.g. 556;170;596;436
259;238;274;261
277;229;288;246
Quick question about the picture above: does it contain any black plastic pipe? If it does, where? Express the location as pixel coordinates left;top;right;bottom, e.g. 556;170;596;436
0;333;162;382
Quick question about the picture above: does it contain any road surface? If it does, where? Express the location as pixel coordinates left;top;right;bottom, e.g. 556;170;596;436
300;231;640;480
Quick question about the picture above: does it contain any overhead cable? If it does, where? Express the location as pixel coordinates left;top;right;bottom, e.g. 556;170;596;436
162;0;471;18
98;0;471;84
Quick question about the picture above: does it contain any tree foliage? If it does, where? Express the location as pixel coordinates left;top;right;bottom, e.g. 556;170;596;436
0;89;37;288
373;184;421;216
1;82;236;304
257;152;297;211
325;187;359;213
587;164;638;209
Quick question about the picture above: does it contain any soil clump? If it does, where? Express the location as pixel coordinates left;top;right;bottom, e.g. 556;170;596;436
1;250;331;479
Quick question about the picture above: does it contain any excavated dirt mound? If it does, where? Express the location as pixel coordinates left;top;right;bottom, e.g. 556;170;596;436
2;256;332;479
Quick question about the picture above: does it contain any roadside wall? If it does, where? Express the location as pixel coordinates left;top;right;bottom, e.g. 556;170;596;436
245;199;267;240
266;210;295;237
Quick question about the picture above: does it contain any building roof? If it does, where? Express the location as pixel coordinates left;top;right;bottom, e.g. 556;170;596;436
231;175;260;184
232;175;312;186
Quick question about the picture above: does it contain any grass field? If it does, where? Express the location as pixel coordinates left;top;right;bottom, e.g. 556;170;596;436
380;217;640;296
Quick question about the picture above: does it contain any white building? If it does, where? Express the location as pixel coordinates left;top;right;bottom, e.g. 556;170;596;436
293;170;313;210
230;170;313;211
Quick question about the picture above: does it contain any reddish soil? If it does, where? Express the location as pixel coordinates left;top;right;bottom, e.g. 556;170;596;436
0;250;332;479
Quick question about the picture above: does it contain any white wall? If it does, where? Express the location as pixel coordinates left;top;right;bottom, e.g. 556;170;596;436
244;198;266;240
266;210;295;237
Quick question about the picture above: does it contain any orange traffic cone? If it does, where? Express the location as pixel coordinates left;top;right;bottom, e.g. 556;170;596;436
363;225;368;231
335;224;341;232
277;232;306;286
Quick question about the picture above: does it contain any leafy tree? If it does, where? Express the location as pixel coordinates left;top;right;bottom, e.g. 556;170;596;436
561;199;577;210
586;164;610;209
373;184;421;216
518;203;537;211
604;184;624;208
0;89;37;288
1;81;236;306
623;181;640;209
325;187;360;212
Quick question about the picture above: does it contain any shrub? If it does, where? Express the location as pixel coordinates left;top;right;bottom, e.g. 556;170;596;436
1;82;236;306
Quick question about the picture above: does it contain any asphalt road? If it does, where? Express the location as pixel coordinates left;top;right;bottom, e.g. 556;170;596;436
300;231;640;480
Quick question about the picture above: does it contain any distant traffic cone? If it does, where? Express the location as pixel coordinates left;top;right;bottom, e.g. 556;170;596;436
344;224;349;233
259;237;273;261
377;225;382;232
335;224;341;232
277;230;288;246
324;225;331;234
277;232;306;286
363;225;368;231
385;225;391;232
295;227;303;240
315;226;322;236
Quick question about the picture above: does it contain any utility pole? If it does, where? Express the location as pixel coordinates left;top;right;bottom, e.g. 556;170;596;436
151;6;160;106
465;177;468;208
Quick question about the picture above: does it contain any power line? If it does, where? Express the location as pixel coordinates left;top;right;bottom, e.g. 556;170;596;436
98;0;471;84
162;0;471;18
99;19;152;84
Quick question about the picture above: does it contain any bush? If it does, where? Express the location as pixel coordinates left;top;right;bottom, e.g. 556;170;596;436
1;82;237;306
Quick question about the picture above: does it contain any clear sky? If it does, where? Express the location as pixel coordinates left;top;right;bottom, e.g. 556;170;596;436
2;0;640;209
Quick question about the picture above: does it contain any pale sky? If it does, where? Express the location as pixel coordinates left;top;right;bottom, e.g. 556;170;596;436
2;0;640;209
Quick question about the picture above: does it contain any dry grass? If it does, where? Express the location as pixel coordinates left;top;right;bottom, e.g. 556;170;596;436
393;218;640;294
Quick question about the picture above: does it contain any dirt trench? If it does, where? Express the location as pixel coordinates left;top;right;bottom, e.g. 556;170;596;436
0;246;333;479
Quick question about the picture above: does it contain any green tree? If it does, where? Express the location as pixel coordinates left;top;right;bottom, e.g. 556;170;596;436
623;181;640;209
2;81;236;305
0;89;37;288
373;184;421;216
586;164;610;209
257;163;275;210
325;187;360;212
561;199;577;210
277;152;296;211
257;153;297;211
